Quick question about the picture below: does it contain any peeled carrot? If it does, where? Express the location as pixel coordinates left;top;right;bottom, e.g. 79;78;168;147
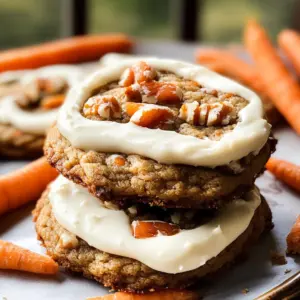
244;19;300;134
278;29;300;76
88;290;198;300
266;158;300;192
0;240;58;274
41;94;65;110
0;157;58;215
286;216;300;254
0;34;133;72
196;49;265;94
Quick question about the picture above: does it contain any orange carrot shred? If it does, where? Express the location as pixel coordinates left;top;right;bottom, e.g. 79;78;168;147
244;19;300;134
286;216;300;254
0;240;58;274
87;290;198;300
41;94;65;110
266;158;300;192
0;34;133;72
278;29;300;76
132;221;180;239
0;157;58;215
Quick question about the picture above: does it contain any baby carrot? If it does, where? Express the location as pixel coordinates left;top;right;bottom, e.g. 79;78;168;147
88;290;198;300
266;158;300;192
0;240;58;274
41;94;65;110
196;49;265;94
244;19;300;134
278;29;300;76
0;34;133;72
287;216;300;254
0;157;58;215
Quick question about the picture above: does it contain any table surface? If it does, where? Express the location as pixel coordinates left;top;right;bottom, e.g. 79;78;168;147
0;41;299;300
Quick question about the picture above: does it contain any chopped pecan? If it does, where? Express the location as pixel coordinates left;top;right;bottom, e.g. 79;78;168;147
126;81;182;104
119;61;157;87
119;68;135;87
179;101;234;126
132;220;180;239
132;61;157;83
83;95;121;119
126;102;174;128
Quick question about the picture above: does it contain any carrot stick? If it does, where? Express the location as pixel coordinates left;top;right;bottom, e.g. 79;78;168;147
278;29;300;76
244;19;300;134
88;290;198;300
0;240;58;274
41;94;65;110
286;216;300;254
196;49;265;94
0;34;133;72
0;157;58;215
266;158;300;192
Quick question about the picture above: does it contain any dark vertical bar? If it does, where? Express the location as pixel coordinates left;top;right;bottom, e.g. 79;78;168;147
72;0;87;35
61;0;87;37
179;0;199;41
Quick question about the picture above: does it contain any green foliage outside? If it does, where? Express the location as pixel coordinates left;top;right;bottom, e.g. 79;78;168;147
0;0;297;49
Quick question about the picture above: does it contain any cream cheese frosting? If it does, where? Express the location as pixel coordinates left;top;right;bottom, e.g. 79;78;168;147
0;65;83;135
49;175;261;274
57;56;271;167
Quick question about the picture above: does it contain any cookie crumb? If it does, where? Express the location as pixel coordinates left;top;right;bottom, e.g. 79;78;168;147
242;288;249;295
284;269;292;274
270;251;287;265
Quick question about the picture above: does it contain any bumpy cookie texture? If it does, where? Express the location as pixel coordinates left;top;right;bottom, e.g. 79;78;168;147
45;126;275;208
33;190;273;292
0;123;44;158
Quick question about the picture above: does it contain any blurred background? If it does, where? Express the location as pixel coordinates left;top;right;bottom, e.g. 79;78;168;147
0;0;298;48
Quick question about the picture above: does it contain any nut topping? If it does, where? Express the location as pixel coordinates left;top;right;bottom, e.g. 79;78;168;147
179;101;234;126
126;102;174;128
83;95;121;119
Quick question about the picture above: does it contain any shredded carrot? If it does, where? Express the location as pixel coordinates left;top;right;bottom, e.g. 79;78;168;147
266;158;300;192
196;49;265;94
278;29;300;76
41;94;65;110
244;19;300;134
0;34;133;72
0;157;58;215
132;221;180;239
286;216;300;254
88;290;198;300
0;240;58;274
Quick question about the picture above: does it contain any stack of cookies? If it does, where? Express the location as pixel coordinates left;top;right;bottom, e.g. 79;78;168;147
34;57;275;292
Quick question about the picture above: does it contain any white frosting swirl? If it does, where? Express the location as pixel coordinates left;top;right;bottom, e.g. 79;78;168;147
49;175;261;274
57;57;270;167
0;65;83;135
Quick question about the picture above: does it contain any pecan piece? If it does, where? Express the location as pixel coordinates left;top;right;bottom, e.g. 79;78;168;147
179;101;234;126
83;95;121;119
126;102;174;128
132;220;180;239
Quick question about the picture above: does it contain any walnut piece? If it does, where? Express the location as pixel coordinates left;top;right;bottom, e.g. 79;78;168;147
179;101;234;126
83;95;121;119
